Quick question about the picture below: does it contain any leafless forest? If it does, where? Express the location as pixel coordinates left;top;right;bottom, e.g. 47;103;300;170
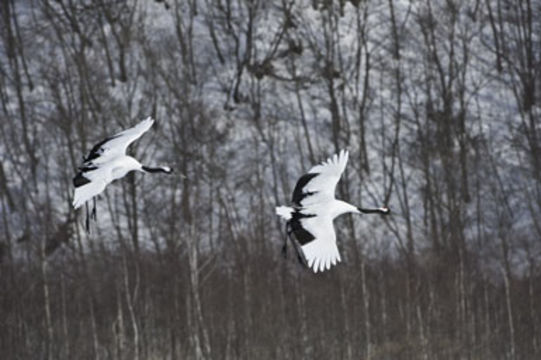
1;0;540;359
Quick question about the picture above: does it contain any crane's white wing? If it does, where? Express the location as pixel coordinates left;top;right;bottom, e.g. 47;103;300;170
292;149;348;206
291;214;340;273
82;117;154;164
72;179;108;209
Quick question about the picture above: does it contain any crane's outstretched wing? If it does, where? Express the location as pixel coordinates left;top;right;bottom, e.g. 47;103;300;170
290;214;340;273
292;149;349;206
82;117;154;164
72;178;108;209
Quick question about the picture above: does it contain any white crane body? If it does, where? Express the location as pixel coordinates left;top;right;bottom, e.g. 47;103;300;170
72;117;172;210
276;150;389;273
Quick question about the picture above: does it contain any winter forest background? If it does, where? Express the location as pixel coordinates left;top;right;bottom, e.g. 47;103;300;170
1;0;540;359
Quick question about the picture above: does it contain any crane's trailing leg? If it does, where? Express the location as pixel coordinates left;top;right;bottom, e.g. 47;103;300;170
91;198;97;220
292;238;307;266
277;206;306;266
85;202;90;233
83;198;98;233
282;223;289;258
286;222;307;266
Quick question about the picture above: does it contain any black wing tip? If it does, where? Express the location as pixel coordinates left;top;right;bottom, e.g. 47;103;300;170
142;166;173;174
291;172;320;205
83;134;120;162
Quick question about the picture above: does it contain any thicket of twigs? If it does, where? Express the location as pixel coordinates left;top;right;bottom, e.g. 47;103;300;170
1;0;540;359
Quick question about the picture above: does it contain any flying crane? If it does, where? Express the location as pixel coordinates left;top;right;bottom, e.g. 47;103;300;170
72;117;173;212
276;150;389;273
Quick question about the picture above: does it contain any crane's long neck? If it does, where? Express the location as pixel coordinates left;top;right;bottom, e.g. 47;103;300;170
357;206;390;215
332;201;390;218
142;165;172;174
332;200;360;218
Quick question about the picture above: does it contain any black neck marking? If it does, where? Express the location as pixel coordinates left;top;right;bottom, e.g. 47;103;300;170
357;207;389;215
142;166;171;173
